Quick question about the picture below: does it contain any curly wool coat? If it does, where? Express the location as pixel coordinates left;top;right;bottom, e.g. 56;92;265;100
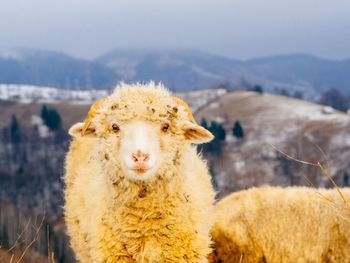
210;186;350;263
64;83;216;263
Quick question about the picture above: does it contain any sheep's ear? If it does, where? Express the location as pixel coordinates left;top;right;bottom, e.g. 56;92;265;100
69;98;107;138
68;122;96;138
182;121;214;144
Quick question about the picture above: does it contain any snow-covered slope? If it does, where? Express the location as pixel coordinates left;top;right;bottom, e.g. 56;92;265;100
0;84;227;110
0;84;109;104
196;91;350;196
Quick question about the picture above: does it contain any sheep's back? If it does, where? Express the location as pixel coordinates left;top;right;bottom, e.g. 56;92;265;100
211;186;350;263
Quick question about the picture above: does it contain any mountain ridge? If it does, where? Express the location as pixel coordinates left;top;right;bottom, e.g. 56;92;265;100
96;49;350;93
0;49;118;89
0;48;349;95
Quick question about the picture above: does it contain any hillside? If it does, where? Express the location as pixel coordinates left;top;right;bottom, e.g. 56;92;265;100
1;91;350;261
2;90;350;200
196;91;350;196
0;100;89;131
2;91;350;199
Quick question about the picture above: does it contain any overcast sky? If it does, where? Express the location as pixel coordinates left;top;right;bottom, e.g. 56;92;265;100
0;0;350;60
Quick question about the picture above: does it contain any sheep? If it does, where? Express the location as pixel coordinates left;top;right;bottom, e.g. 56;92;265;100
210;186;350;263
64;83;216;263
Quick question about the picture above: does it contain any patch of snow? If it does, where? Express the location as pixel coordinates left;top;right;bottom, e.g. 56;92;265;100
322;106;334;114
31;115;43;126
0;84;109;104
209;102;219;108
226;134;235;142
234;160;245;170
331;133;350;147
214;117;225;124
285;102;348;122
31;115;50;138
0;84;227;108
177;88;227;112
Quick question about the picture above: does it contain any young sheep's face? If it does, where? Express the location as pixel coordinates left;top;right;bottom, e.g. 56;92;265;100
113;120;163;181
68;89;214;182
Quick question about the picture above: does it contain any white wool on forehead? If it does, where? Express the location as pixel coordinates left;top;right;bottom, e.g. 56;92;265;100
109;82;172;112
113;81;170;95
92;82;189;128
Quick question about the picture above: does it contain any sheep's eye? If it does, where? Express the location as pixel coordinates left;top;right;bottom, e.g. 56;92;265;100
161;123;170;132
111;123;120;133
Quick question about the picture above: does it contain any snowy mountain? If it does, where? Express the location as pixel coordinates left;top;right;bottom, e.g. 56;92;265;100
0;49;118;89
96;49;240;92
1;48;350;98
97;49;350;97
244;54;350;93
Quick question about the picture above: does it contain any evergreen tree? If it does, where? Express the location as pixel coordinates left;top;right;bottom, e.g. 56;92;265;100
41;105;62;131
209;164;218;190
293;91;303;99
200;118;208;130
208;121;226;141
319;88;348;112
210;121;226;141
199;120;226;155
253;85;263;94
41;105;48;122
10;115;21;144
1;127;10;143
232;121;244;138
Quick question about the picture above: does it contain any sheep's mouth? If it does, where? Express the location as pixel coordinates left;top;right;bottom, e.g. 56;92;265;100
131;168;150;174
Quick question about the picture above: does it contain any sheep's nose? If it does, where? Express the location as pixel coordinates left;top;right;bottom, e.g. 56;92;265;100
131;151;149;164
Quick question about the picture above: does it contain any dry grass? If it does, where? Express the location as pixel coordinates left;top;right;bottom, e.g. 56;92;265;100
14;216;45;263
270;143;350;215
0;214;55;263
